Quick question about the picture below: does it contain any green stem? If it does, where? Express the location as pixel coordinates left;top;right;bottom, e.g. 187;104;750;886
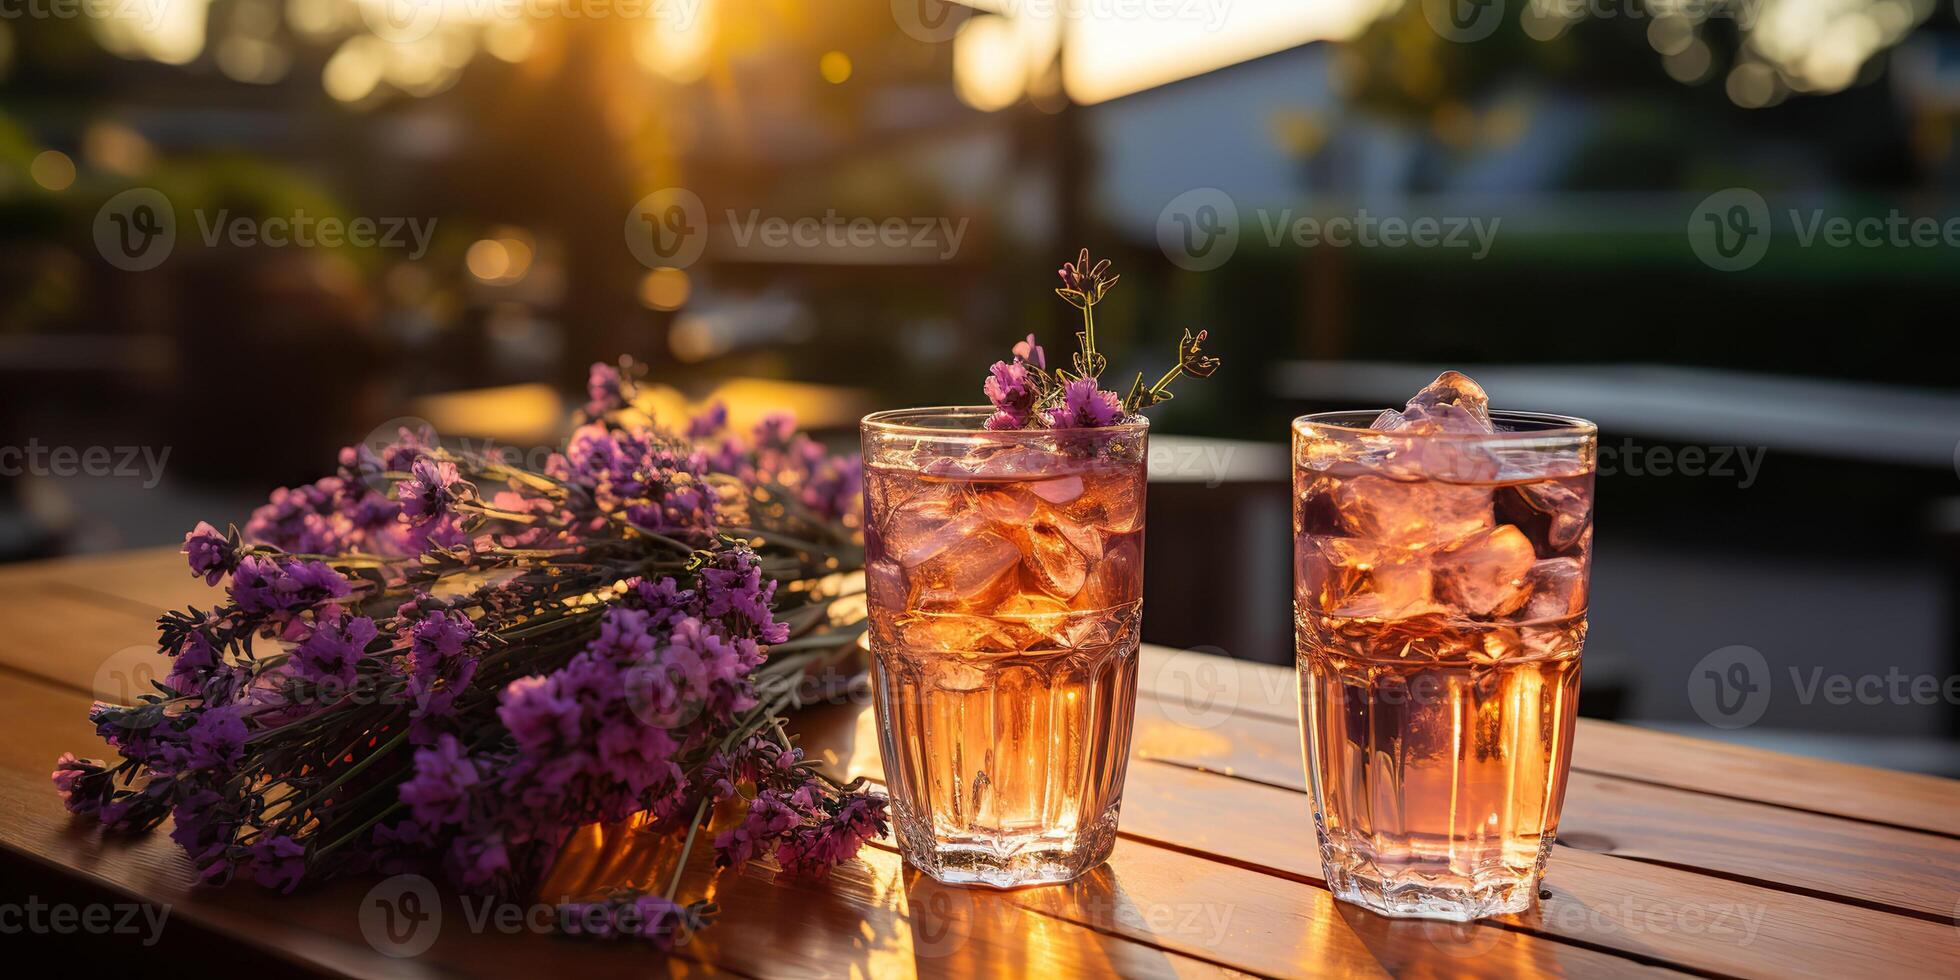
664;798;711;902
279;729;409;819
317;800;405;858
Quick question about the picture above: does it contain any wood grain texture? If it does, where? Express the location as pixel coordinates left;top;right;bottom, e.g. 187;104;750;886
2;548;1957;978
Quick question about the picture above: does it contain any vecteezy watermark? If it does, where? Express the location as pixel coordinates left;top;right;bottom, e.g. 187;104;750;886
0;440;171;488
360;875;443;958
0;897;171;946
360;874;711;957
359;0;703;44
624;188;969;268
1689;644;1960;729
94;187;435;271
0;0;168;26
890;0;1230;43
1422;893;1767;956
901;874;1236;957
1157;188;1501;271
1596;440;1766;489
1689;187;1960;272
1146;441;1238;488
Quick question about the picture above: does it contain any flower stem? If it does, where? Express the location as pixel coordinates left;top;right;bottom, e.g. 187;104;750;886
665;797;711;902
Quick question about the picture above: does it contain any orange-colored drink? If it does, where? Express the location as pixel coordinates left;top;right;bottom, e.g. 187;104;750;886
1294;375;1595;920
862;409;1145;888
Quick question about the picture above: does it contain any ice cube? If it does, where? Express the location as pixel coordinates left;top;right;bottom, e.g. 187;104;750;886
1017;518;1089;598
1302;535;1440;620
930;658;990;691
1078;534;1142;612
1370;409;1409;430
884;487;986;568
866;558;907;608
1514;481;1590;551
975;485;1037;524
1512;558;1587;622
1027;475;1084;505
994;593;1099;650
912;530;1022;610
897;613;1016;655
1431;525;1536;617
1402;370;1493;433
1334;474;1493;549
1071;464;1143;534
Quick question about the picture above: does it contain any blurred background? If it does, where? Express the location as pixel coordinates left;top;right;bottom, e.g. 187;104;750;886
3;0;1957;773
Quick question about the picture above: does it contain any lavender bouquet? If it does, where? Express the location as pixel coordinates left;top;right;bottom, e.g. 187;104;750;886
52;360;880;947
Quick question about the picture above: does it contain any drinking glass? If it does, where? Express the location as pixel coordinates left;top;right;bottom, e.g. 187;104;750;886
1293;410;1596;920
861;408;1147;888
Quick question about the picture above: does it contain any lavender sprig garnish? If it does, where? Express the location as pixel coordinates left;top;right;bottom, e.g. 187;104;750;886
984;248;1222;429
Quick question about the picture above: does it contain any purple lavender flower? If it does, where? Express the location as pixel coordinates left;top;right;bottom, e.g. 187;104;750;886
498;675;583;754
184;522;238;585
249;834;308;893
713;790;803;869
397;457;470;525
1044;378;1126;429
982;360;1035;430
444;832;511;890
229;557;353;626
400;733;480;827
169;788;236;883
187;705;249;771
698;550;788;644
51;753;108;816
686;401;728;439
775;792;888;877
595;719;680;795
294;615;377;687
584;362;628;418
407;611;480;736
753;412;796;450
1013;333;1046;370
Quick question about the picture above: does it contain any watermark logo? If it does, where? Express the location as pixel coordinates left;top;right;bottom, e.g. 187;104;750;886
1687;188;1771;272
891;0;962;42
1158;187;1503;269
1420;916;1508;957
0;897;171;945
1596;440;1766;488
94;187;176;272
1157;187;1240;272
1148;645;1242;730
0;0;170;27
1688;644;1771;729
94;188;432;269
360;874;443;958
626;187;709;269
359;0;445;43
94;645;166;706
0;439;172;488
907;878;975;958
1423;0;1506;42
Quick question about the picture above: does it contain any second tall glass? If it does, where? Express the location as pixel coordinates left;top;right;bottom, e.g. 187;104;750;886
862;408;1147;888
1293;410;1596;921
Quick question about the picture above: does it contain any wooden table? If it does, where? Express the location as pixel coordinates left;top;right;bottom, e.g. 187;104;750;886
1;548;1957;977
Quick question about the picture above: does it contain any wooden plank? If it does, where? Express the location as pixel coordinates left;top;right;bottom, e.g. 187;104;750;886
807;693;1960;977
1133;646;1960;837
0;546;200;615
1114;759;1960;979
1130;694;1960;921
0;672;1663;978
0;679;1244;980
